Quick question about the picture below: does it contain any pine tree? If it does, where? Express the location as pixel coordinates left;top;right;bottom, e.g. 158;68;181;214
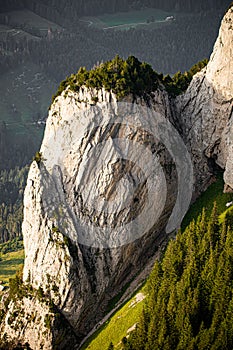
123;203;233;350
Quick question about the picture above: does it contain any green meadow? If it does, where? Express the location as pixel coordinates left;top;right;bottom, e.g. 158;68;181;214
0;249;24;285
80;8;175;30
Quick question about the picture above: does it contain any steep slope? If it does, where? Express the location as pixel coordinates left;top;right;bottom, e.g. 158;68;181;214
22;86;178;342
176;4;233;191
82;175;233;350
1;86;178;349
0;5;233;350
121;204;233;350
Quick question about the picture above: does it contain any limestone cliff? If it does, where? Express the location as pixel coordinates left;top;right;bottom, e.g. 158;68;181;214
0;5;232;350
176;4;233;191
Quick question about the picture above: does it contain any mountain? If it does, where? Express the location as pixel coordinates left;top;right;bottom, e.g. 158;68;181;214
176;3;233;192
0;4;232;349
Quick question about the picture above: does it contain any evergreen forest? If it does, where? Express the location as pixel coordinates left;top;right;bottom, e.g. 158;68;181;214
122;204;233;350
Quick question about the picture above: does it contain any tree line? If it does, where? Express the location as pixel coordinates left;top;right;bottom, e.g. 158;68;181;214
0;8;224;82
38;10;221;82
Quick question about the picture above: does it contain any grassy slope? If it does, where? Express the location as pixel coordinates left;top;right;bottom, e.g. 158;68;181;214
82;173;233;350
219;204;233;224
0;249;24;285
181;173;233;230
81;285;146;350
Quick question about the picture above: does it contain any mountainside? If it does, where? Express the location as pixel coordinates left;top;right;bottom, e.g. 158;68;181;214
0;0;229;18
176;4;233;192
82;175;233;350
0;5;232;350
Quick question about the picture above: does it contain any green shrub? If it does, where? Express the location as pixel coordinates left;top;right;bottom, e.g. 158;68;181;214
37;286;45;300
44;313;52;330
91;96;99;104
33;152;42;164
52;284;59;294
8;266;24;300
0;238;23;254
163;58;208;96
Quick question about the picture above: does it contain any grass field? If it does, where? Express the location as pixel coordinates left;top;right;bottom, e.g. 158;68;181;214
80;8;175;31
0;249;24;285
81;285;146;350
181;173;233;230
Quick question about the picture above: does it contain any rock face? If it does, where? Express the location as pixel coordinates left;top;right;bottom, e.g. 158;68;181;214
0;6;232;350
20;87;178;346
176;5;233;191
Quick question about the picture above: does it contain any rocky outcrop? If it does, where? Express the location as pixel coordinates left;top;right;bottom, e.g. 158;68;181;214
0;288;79;349
176;4;233;191
0;5;232;350
21;87;179;344
1;88;180;349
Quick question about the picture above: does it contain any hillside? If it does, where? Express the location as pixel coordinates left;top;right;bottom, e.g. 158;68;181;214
122;203;233;349
81;173;233;350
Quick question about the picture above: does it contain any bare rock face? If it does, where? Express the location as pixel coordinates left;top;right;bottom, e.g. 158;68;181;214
1;87;177;349
28;88;177;311
0;6;233;350
176;5;233;191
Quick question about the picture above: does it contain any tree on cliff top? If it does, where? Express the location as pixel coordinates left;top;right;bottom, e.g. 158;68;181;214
52;55;208;102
